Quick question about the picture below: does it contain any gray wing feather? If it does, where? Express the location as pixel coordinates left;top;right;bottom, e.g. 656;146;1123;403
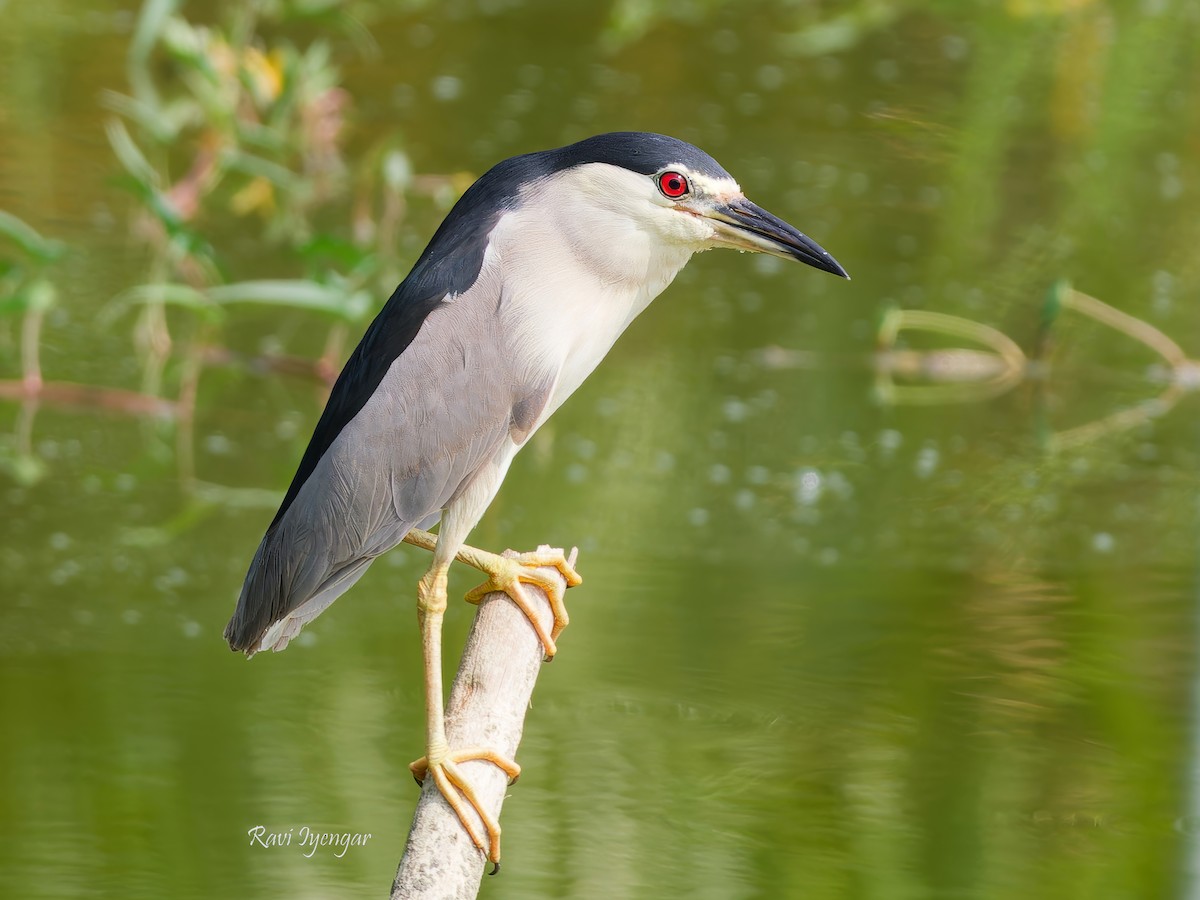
225;272;556;654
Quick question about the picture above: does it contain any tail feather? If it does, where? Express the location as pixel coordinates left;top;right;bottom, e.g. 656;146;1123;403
224;521;346;656
225;437;432;655
225;512;409;656
224;525;295;654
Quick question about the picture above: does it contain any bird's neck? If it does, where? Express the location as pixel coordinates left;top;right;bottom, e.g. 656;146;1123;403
493;201;695;320
486;207;693;423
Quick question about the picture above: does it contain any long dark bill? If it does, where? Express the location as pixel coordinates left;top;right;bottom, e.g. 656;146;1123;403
710;197;849;278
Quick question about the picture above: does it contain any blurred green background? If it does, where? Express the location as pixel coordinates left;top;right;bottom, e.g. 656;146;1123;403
2;0;1200;897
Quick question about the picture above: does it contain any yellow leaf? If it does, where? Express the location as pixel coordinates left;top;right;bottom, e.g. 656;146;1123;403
242;46;283;104
230;176;276;217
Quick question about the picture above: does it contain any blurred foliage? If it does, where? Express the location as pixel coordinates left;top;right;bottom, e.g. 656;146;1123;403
1;1;1199;898
0;211;65;484
100;0;445;399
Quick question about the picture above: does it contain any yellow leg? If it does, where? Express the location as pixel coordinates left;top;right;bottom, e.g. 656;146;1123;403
458;546;581;660
403;529;582;661
402;528;440;554
410;560;520;871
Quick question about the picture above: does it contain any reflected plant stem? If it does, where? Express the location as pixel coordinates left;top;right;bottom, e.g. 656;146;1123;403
16;396;37;458
174;326;209;492
0;380;176;416
134;255;172;399
317;322;348;386
1060;289;1188;369
137;299;171;398
871;292;1197;448
874;307;1026;405
20;307;43;393
1050;382;1185;450
198;346;334;384
1050;288;1196;450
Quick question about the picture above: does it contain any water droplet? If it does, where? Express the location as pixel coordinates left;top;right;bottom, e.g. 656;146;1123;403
746;466;770;486
756;65;784;91
878;429;903;457
941;34;969;61
794;468;823;506
595;397;620;417
50;561;80;585
431;75;463;102
722;399;749;423
874;59;899;82
712;29;739;54
708;464;731;485
915;444;940;480
736;92;763;116
408;23;434;47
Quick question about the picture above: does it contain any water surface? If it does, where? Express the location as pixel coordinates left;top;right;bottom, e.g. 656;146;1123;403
2;2;1199;898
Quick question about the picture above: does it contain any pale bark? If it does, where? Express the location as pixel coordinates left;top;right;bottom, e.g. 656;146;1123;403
390;546;577;900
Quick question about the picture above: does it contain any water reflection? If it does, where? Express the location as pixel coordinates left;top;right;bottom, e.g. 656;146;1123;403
2;1;1199;898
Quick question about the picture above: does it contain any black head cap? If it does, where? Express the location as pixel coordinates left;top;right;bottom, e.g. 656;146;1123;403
456;133;733;220
544;132;733;180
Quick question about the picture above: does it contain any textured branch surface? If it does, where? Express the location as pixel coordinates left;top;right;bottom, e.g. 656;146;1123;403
390;545;577;900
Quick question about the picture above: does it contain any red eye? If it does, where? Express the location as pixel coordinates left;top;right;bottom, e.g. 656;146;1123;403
657;170;690;199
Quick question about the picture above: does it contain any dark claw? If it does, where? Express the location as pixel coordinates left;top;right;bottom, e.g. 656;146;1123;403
489;861;501;876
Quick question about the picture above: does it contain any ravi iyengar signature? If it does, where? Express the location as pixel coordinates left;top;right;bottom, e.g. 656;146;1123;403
247;824;374;858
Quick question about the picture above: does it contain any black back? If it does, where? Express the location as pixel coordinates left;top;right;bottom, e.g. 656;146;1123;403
267;133;728;528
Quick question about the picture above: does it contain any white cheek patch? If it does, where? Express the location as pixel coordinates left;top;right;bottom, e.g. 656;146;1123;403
665;209;716;244
686;171;742;203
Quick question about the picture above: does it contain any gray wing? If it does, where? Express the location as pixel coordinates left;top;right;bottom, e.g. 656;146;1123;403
224;271;555;655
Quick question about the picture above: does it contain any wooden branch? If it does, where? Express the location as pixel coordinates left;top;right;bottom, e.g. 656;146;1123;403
390;545;578;900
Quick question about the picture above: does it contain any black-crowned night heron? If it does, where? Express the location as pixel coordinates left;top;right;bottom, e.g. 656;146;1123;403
224;132;847;867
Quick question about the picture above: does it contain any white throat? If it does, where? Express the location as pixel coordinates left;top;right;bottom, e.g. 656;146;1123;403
484;166;702;426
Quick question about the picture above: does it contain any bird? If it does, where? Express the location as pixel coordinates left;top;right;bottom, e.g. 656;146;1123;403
224;131;848;868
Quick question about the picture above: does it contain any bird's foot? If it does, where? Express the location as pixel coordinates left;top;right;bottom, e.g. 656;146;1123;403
409;745;521;869
459;547;582;660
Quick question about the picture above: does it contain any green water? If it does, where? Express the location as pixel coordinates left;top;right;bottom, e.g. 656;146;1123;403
3;1;1200;897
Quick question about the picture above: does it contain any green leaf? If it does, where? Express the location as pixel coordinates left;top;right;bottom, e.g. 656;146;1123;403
130;0;181;65
298;234;372;270
106;119;161;188
0;212;66;262
127;0;182;108
222;150;303;191
0;293;30;316
207;279;371;321
0;278;54;315
25;278;56;313
101;283;225;326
